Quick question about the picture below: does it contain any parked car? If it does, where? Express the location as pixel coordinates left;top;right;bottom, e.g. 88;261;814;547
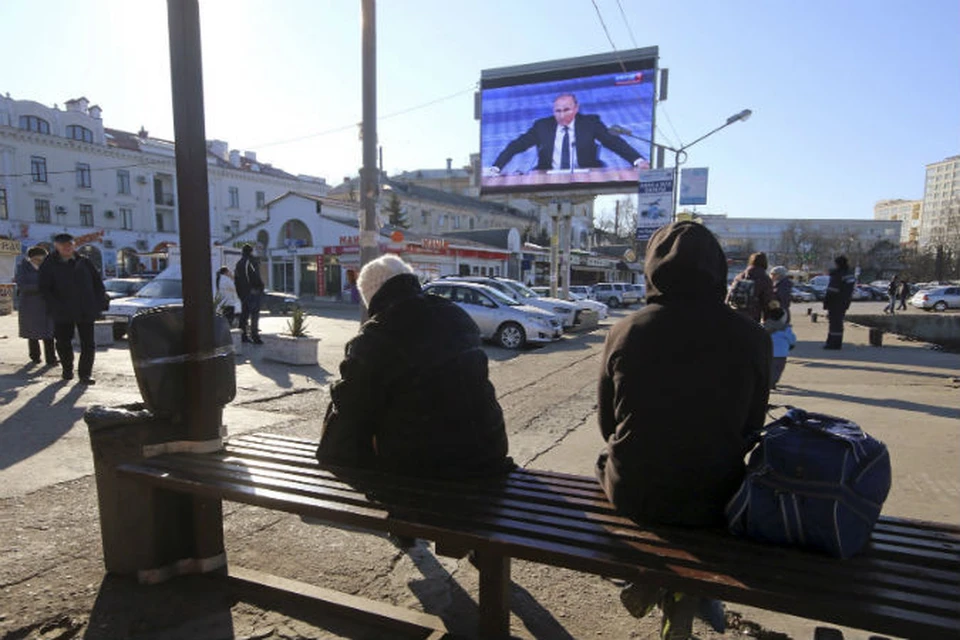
261;290;301;315
590;282;639;308
105;277;183;339
531;286;609;320
103;277;151;300
790;286;817;303
857;284;889;301
910;286;960;312
568;285;595;300
422;281;562;349
440;276;579;329
628;283;646;302
793;283;824;302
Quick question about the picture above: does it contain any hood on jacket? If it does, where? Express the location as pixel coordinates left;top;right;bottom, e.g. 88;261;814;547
367;273;423;317
644;221;728;304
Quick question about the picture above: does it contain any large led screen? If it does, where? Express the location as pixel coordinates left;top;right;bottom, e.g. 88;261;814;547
480;49;657;195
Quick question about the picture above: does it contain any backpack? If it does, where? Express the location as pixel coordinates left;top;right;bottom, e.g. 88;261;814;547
725;408;892;558
727;278;757;310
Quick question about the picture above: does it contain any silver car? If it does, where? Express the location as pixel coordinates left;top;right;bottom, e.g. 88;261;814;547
423;281;562;349
910;286;960;312
441;276;579;329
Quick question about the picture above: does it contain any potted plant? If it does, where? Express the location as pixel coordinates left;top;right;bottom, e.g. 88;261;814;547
261;307;320;365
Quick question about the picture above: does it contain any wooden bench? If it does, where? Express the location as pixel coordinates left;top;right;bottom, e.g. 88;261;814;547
91;430;960;639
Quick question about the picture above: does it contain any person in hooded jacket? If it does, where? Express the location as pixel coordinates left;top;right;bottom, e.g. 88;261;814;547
596;222;771;638
769;265;794;324
316;254;513;480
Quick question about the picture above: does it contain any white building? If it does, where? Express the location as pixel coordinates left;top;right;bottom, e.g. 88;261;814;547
873;199;922;246
0;93;327;276
918;155;960;249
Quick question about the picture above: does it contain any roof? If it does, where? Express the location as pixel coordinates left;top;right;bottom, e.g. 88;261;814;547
441;229;516;250
382;178;536;221
392;168;471;181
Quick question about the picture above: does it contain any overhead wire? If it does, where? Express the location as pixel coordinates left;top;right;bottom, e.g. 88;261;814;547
590;0;627;72
615;0;639;48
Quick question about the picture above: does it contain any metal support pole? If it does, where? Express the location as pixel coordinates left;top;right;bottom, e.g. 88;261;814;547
549;204;560;298
166;0;223;568
359;0;379;321
561;206;572;299
167;0;218;442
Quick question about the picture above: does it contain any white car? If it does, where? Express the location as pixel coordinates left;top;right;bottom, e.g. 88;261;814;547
105;277;183;340
532;286;609;320
910;286;960;312
441;276;579;330
423;281;562;349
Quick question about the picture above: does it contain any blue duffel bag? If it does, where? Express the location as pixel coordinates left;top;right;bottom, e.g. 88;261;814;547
725;408;892;558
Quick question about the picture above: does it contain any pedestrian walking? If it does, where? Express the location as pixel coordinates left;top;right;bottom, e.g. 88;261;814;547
216;266;241;327
884;277;899;314
14;246;57;366
38;233;108;384
234;244;264;344
897;279;910;311
822;255;856;350
726;252;775;323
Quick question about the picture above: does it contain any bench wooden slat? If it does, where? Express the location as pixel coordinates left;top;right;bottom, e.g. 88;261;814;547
117;435;960;640
120;453;960;623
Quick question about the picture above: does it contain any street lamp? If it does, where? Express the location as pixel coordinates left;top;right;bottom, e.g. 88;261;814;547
610;108;752;221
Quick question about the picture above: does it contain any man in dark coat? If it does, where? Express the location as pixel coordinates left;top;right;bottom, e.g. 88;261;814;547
39;233;107;384
897;278;910;311
15;246;57;365
317;254;512;479
822;255;856;350
489;93;648;173
233;244;265;344
596;222;771;637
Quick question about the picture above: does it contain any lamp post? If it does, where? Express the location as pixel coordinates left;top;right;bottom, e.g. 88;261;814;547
611;108;752;221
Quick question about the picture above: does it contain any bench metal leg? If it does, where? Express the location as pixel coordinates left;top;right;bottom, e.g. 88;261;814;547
474;548;510;639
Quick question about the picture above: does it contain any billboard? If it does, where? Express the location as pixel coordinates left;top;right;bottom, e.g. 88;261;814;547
635;169;674;242
480;47;658;196
679;167;709;206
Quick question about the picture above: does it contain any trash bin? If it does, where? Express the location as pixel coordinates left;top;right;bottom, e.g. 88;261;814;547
128;305;236;418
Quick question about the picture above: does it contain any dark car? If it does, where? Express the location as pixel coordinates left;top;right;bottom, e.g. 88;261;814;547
262;290;301;315
794;283;824;301
103;277;151;300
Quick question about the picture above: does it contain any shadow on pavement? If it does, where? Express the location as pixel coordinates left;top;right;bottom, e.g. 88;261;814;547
775;385;959;420
0;376;85;471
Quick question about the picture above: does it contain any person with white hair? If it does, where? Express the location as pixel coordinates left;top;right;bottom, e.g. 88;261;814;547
317;254;513;479
769;265;793;324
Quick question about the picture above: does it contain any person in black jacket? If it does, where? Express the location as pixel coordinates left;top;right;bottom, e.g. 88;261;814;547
822;255;856;350
38;233;108;384
596;221;771;637
233;244;264;344
316;254;512;479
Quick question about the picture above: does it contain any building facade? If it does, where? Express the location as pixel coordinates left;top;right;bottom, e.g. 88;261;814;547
918;155;960;250
873;199;922;246
0;93;327;276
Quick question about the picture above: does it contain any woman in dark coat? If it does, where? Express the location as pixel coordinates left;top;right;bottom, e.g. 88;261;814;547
317;254;513;479
14;246;57;365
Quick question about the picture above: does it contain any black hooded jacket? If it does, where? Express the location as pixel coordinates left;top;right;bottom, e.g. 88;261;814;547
597;222;772;526
317;273;513;478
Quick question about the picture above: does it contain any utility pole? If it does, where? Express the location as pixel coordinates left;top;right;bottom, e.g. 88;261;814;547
614;200;620;237
359;0;379;319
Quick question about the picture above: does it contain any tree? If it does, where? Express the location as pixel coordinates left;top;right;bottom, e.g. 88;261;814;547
594;197;637;239
385;192;409;229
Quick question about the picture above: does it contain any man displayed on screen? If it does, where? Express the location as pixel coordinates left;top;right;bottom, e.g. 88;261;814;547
486;94;649;175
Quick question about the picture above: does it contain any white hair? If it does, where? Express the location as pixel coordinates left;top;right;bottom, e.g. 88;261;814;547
357;254;414;306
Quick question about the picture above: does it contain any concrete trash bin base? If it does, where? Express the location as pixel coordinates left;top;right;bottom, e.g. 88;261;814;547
869;327;883;347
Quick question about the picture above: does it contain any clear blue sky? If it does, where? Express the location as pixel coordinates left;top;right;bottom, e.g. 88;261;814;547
2;0;957;221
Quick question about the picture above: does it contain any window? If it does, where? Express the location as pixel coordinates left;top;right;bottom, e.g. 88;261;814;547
66;125;94;143
256;191;265;209
421;210;430;225
35;199;51;223
0;188;6;220
19;115;50;134
231;219;240;233
453;215;462;229
156;212;166;232
76;163;92;188
31;156;47;182
117;170;131;194
80;204;94;226
228;187;239;208
120;207;133;230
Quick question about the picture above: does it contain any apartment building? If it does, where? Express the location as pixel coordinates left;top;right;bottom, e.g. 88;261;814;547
0;93;327;275
918;155;960;249
874;199;922;245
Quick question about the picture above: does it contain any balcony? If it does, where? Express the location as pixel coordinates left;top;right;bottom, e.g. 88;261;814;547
156;193;175;207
